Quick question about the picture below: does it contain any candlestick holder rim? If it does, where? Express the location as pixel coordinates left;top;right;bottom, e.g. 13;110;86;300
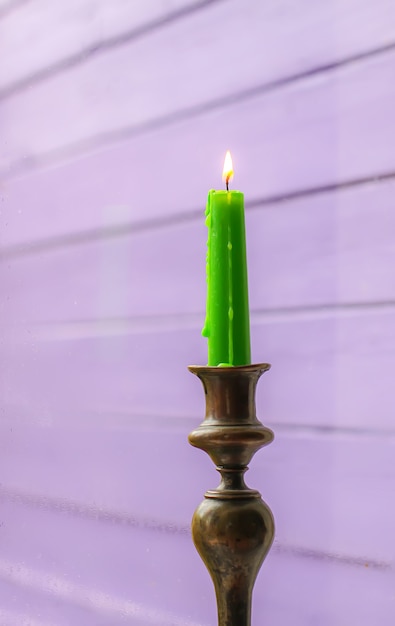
188;362;271;374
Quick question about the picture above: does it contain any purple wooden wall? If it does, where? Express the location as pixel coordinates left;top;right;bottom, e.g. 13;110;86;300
1;1;395;624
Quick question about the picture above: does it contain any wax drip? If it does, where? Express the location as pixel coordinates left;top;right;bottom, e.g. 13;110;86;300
227;225;234;366
202;192;212;338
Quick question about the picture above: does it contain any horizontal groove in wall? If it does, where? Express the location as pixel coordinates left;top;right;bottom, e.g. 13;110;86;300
0;0;29;20
0;0;224;101
1;13;394;105
2;403;395;440
0;205;202;259
251;299;395;323
0;484;190;535
0;486;390;571
3;42;395;181
6;297;395;343
1;169;395;260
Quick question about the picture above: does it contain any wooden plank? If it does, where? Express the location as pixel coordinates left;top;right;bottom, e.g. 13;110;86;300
2;48;395;244
0;0;26;13
2;0;395;98
0;496;392;625
0;501;205;625
0;0;395;91
257;548;394;626
0;0;204;91
0;419;393;562
3;35;395;176
1;179;395;322
1;309;394;431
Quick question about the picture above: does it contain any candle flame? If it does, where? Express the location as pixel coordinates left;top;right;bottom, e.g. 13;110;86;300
222;151;234;189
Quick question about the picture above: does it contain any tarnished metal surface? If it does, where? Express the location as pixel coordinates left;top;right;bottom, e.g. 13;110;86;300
188;364;275;626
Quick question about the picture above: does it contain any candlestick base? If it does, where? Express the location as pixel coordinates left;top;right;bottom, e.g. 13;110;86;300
188;363;274;626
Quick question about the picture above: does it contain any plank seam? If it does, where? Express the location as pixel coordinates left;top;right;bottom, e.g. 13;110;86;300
11;298;395;342
2;41;395;181
1;170;395;260
2;404;393;440
0;0;225;100
0;0;30;20
0;486;389;570
1;10;395;104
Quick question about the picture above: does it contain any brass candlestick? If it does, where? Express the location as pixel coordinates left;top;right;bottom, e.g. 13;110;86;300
188;363;274;626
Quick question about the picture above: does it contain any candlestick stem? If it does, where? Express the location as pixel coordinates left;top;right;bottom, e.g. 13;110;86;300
188;363;275;626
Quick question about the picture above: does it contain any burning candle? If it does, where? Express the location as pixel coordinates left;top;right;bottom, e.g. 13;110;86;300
202;151;251;366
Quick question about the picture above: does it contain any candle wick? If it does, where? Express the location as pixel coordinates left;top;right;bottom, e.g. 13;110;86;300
226;178;229;192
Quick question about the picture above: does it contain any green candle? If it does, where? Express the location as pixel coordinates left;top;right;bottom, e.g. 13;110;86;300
202;152;251;366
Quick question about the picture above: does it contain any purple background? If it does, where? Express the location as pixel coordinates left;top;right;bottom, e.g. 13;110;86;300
1;0;395;624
